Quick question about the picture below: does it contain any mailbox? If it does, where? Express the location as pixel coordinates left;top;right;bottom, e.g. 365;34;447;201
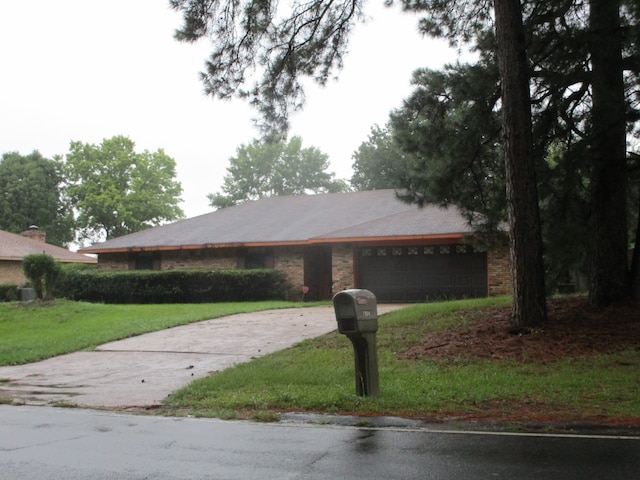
333;289;378;334
332;289;379;397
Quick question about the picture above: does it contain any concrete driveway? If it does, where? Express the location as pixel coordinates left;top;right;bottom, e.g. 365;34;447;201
0;304;406;409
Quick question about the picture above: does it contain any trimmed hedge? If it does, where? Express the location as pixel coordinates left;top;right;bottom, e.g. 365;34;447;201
0;284;19;302
56;268;288;304
22;253;62;300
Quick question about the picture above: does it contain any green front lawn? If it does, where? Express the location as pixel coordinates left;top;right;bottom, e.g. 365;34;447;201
0;300;315;366
164;297;640;425
2;297;639;426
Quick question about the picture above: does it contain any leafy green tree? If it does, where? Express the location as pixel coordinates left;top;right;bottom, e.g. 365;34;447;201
494;0;547;326
370;68;590;293
172;1;640;319
350;124;408;191
401;0;547;326
208;136;348;208
630;147;640;301
171;0;363;137
400;0;640;307
171;0;549;326
65;136;184;241
539;143;591;291
587;0;628;305
23;253;61;300
389;61;505;233
0;151;74;246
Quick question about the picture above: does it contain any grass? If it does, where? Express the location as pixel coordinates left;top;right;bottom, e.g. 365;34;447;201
2;297;639;424
164;296;640;423
0;299;321;366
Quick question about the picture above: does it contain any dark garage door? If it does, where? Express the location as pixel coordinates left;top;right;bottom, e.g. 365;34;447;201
357;245;487;303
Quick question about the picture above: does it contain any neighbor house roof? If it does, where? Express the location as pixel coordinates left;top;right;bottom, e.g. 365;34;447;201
0;229;97;263
80;190;479;254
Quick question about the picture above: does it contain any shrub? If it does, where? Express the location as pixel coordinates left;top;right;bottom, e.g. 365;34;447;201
0;284;19;302
22;254;62;300
56;268;288;304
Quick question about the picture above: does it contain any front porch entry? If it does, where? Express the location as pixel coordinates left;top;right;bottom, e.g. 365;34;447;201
303;246;332;301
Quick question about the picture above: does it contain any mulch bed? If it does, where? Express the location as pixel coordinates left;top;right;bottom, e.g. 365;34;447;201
395;296;640;426
398;296;640;363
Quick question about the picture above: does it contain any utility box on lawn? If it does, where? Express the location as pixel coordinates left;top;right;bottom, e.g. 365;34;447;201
332;289;379;397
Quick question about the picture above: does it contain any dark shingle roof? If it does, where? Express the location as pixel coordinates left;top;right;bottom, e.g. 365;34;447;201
314;204;472;240
80;190;477;253
0;230;97;263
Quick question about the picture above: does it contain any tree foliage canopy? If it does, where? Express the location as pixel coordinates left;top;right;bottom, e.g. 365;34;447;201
65;136;184;241
171;0;548;326
209;136;348;209
390;60;505;231
0;151;74;246
350;124;408;191
22;253;61;301
171;0;364;137
173;0;640;310
354;0;640;304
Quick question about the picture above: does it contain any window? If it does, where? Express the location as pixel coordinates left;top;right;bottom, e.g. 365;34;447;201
244;248;274;269
456;245;472;254
134;252;155;270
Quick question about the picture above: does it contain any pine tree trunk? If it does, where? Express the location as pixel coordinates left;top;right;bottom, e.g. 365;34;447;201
494;0;547;327
588;0;628;306
630;197;640;301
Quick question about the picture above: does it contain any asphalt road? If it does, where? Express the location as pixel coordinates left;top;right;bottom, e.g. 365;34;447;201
2;406;639;480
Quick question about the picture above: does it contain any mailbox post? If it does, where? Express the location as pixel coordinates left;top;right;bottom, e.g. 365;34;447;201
332;289;379;397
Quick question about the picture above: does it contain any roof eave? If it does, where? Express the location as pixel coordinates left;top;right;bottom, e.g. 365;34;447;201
82;233;472;254
309;233;469;245
80;241;308;254
0;256;96;263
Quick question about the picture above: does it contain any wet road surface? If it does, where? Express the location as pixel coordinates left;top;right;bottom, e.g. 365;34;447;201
1;406;639;479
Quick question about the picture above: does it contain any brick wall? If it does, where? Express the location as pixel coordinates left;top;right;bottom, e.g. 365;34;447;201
98;253;129;270
331;244;354;295
98;250;238;271
0;260;26;285
161;249;237;270
487;243;512;296
273;246;305;300
96;241;512;299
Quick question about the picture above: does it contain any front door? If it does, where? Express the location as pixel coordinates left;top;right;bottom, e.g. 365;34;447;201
303;246;332;301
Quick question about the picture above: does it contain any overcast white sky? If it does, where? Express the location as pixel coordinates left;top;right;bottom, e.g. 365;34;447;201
0;1;459;218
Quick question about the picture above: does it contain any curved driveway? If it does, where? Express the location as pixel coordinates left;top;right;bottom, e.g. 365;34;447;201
0;304;405;409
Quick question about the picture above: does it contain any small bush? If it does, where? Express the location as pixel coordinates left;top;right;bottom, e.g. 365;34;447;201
56;268;288;304
0;284;19;302
22;254;62;300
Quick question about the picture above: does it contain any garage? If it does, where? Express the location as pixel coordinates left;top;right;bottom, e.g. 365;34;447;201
357;244;488;303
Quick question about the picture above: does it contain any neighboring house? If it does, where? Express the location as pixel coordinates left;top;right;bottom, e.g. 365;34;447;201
0;227;97;285
80;190;511;303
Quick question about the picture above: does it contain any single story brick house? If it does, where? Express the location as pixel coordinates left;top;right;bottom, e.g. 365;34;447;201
80;190;511;302
0;227;97;285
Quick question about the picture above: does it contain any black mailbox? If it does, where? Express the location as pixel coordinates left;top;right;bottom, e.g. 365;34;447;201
333;289;378;334
332;289;379;397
